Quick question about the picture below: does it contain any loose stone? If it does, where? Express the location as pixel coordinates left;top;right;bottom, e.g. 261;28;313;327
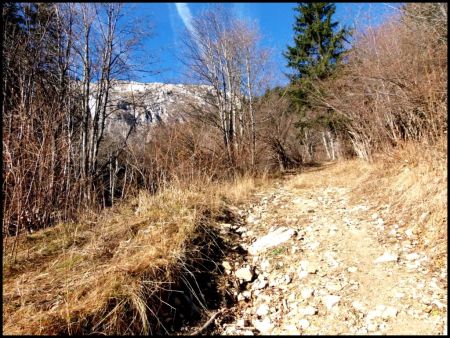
298;319;310;329
222;261;232;272
373;252;398;264
352;301;366;312
236;267;253;282
253;318;274;334
348;266;358;273
256;304;270;317
382;307;398;319
322;295;341;310
298;306;318;317
300;287;314;300
248;227;295;255
405;252;420;261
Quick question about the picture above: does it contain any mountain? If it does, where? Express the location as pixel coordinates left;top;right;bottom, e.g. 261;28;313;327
94;81;213;139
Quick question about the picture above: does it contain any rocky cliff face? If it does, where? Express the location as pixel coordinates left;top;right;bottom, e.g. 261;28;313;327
97;81;213;139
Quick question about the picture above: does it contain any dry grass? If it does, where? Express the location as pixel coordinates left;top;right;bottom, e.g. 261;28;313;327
288;139;447;268
358;140;447;267
3;138;446;335
288;160;373;190
2;175;266;335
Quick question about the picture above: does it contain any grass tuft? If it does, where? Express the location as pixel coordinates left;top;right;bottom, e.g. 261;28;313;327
2;175;267;335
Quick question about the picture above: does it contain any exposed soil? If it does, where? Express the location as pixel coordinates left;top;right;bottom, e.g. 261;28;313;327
178;163;447;335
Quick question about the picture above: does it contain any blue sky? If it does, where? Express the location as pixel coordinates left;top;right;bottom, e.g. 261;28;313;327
124;3;400;87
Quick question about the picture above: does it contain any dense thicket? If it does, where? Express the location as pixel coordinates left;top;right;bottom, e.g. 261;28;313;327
3;3;79;239
303;3;447;160
282;2;447;161
2;3;147;252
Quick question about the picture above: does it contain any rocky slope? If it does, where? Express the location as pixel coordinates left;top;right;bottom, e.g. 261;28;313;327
186;164;447;335
96;81;213;139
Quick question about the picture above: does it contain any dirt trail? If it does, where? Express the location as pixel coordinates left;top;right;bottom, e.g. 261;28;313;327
202;165;447;335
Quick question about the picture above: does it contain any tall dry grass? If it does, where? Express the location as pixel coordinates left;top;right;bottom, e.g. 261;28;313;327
2;175;266;335
359;139;447;268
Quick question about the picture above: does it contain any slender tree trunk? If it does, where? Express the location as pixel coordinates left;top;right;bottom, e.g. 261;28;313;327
327;130;336;160
81;24;91;183
245;56;256;168
322;131;331;159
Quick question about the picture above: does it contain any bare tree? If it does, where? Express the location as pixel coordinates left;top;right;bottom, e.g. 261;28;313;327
2;3;155;247
70;3;151;203
233;20;270;168
304;7;447;160
2;3;80;253
181;6;269;170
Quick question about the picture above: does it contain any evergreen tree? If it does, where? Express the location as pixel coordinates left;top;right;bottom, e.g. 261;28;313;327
284;3;350;83
283;3;351;161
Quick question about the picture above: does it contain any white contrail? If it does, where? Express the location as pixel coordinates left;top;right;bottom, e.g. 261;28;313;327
175;3;195;35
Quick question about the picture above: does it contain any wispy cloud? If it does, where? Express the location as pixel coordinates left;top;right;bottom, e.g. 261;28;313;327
175;3;194;35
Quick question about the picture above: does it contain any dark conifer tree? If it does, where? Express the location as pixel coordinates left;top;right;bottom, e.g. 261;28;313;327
284;3;351;160
284;3;350;83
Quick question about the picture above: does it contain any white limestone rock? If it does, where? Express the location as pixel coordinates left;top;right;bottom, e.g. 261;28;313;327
298;306;318;317
236;267;253;282
352;301;366;312
300;287;314;300
382;306;398;319
373;252;398;264
348;266;358;273
298;319;310;329
256;304;270;317
322;295;341;310
405;252;420;261
254;318;274;334
248;227;295;255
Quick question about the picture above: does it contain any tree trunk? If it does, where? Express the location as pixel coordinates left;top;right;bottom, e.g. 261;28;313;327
327;130;336;160
322;131;331;159
245;55;256;168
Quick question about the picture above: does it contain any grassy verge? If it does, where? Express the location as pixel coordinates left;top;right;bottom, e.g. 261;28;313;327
357;140;447;269
3;175;266;335
289;139;447;269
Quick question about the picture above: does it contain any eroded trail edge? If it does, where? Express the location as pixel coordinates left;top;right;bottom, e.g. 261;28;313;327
188;166;447;335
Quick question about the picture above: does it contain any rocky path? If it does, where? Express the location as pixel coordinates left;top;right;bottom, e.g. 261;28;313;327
211;167;447;335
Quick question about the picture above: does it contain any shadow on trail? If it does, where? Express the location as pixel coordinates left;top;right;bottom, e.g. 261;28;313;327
152;207;248;335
